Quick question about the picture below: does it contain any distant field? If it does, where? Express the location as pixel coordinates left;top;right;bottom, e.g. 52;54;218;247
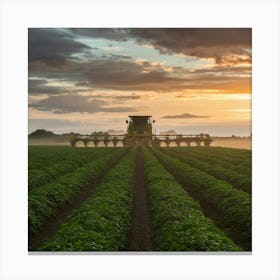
211;137;251;150
28;145;251;252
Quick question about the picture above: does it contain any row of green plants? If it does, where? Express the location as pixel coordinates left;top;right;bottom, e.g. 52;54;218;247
151;148;252;250
28;146;72;165
29;147;118;190
201;146;251;157
40;149;136;251
171;147;251;177
161;148;251;193
28;146;93;170
188;147;252;169
183;149;249;177
28;148;128;234
142;148;241;251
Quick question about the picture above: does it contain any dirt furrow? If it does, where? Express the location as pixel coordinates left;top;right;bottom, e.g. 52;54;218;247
125;146;154;251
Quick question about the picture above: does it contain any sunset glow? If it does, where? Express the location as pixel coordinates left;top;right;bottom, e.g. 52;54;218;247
28;28;252;136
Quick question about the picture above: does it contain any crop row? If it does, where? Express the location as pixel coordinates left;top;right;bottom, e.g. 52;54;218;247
190;147;252;168
40;149;136;251
29;146;95;170
29;147;117;190
28;148;128;234
205;146;251;156
28;146;73;165
161;148;251;193
171;147;251;177
142;148;241;251
151;148;251;250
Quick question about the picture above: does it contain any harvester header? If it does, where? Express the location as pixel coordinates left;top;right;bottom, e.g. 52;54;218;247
70;115;212;147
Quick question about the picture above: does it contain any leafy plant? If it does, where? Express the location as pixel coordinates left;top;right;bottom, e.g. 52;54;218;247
162;147;251;193
151;148;251;250
39;149;136;251
142;148;241;251
28;148;128;234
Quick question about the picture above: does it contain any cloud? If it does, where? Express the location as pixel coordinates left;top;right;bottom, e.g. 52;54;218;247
29;57;251;93
129;28;252;64
29;94;144;114
100;54;131;60
70;28;130;41
28;28;251;95
28;79;68;95
28;28;91;63
29;58;251;93
88;94;142;101
162;113;210;119
29;59;186;92
68;28;252;64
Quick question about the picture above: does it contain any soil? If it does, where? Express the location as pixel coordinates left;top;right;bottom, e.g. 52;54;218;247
125;146;155;251
28;149;129;251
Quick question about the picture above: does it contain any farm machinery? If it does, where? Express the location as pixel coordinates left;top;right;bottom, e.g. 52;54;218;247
69;115;213;147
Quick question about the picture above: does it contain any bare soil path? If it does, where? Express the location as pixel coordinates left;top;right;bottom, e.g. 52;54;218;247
28;149;129;251
125;146;155;251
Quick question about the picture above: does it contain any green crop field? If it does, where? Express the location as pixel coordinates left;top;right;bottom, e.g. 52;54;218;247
28;146;252;252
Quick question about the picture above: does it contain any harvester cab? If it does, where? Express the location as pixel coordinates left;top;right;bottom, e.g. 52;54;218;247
124;115;154;146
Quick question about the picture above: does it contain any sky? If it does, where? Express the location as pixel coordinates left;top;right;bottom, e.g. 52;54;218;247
28;28;252;136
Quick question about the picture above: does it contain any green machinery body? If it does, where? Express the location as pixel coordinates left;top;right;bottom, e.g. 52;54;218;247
124;115;153;146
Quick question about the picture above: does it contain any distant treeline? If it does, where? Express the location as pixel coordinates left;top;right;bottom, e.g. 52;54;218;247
29;129;112;139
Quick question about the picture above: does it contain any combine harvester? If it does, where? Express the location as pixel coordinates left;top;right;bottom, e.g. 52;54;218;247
69;115;213;147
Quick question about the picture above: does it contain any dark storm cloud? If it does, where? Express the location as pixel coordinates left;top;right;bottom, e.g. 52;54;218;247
162;113;210;119
30;94;143;114
28;28;91;62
